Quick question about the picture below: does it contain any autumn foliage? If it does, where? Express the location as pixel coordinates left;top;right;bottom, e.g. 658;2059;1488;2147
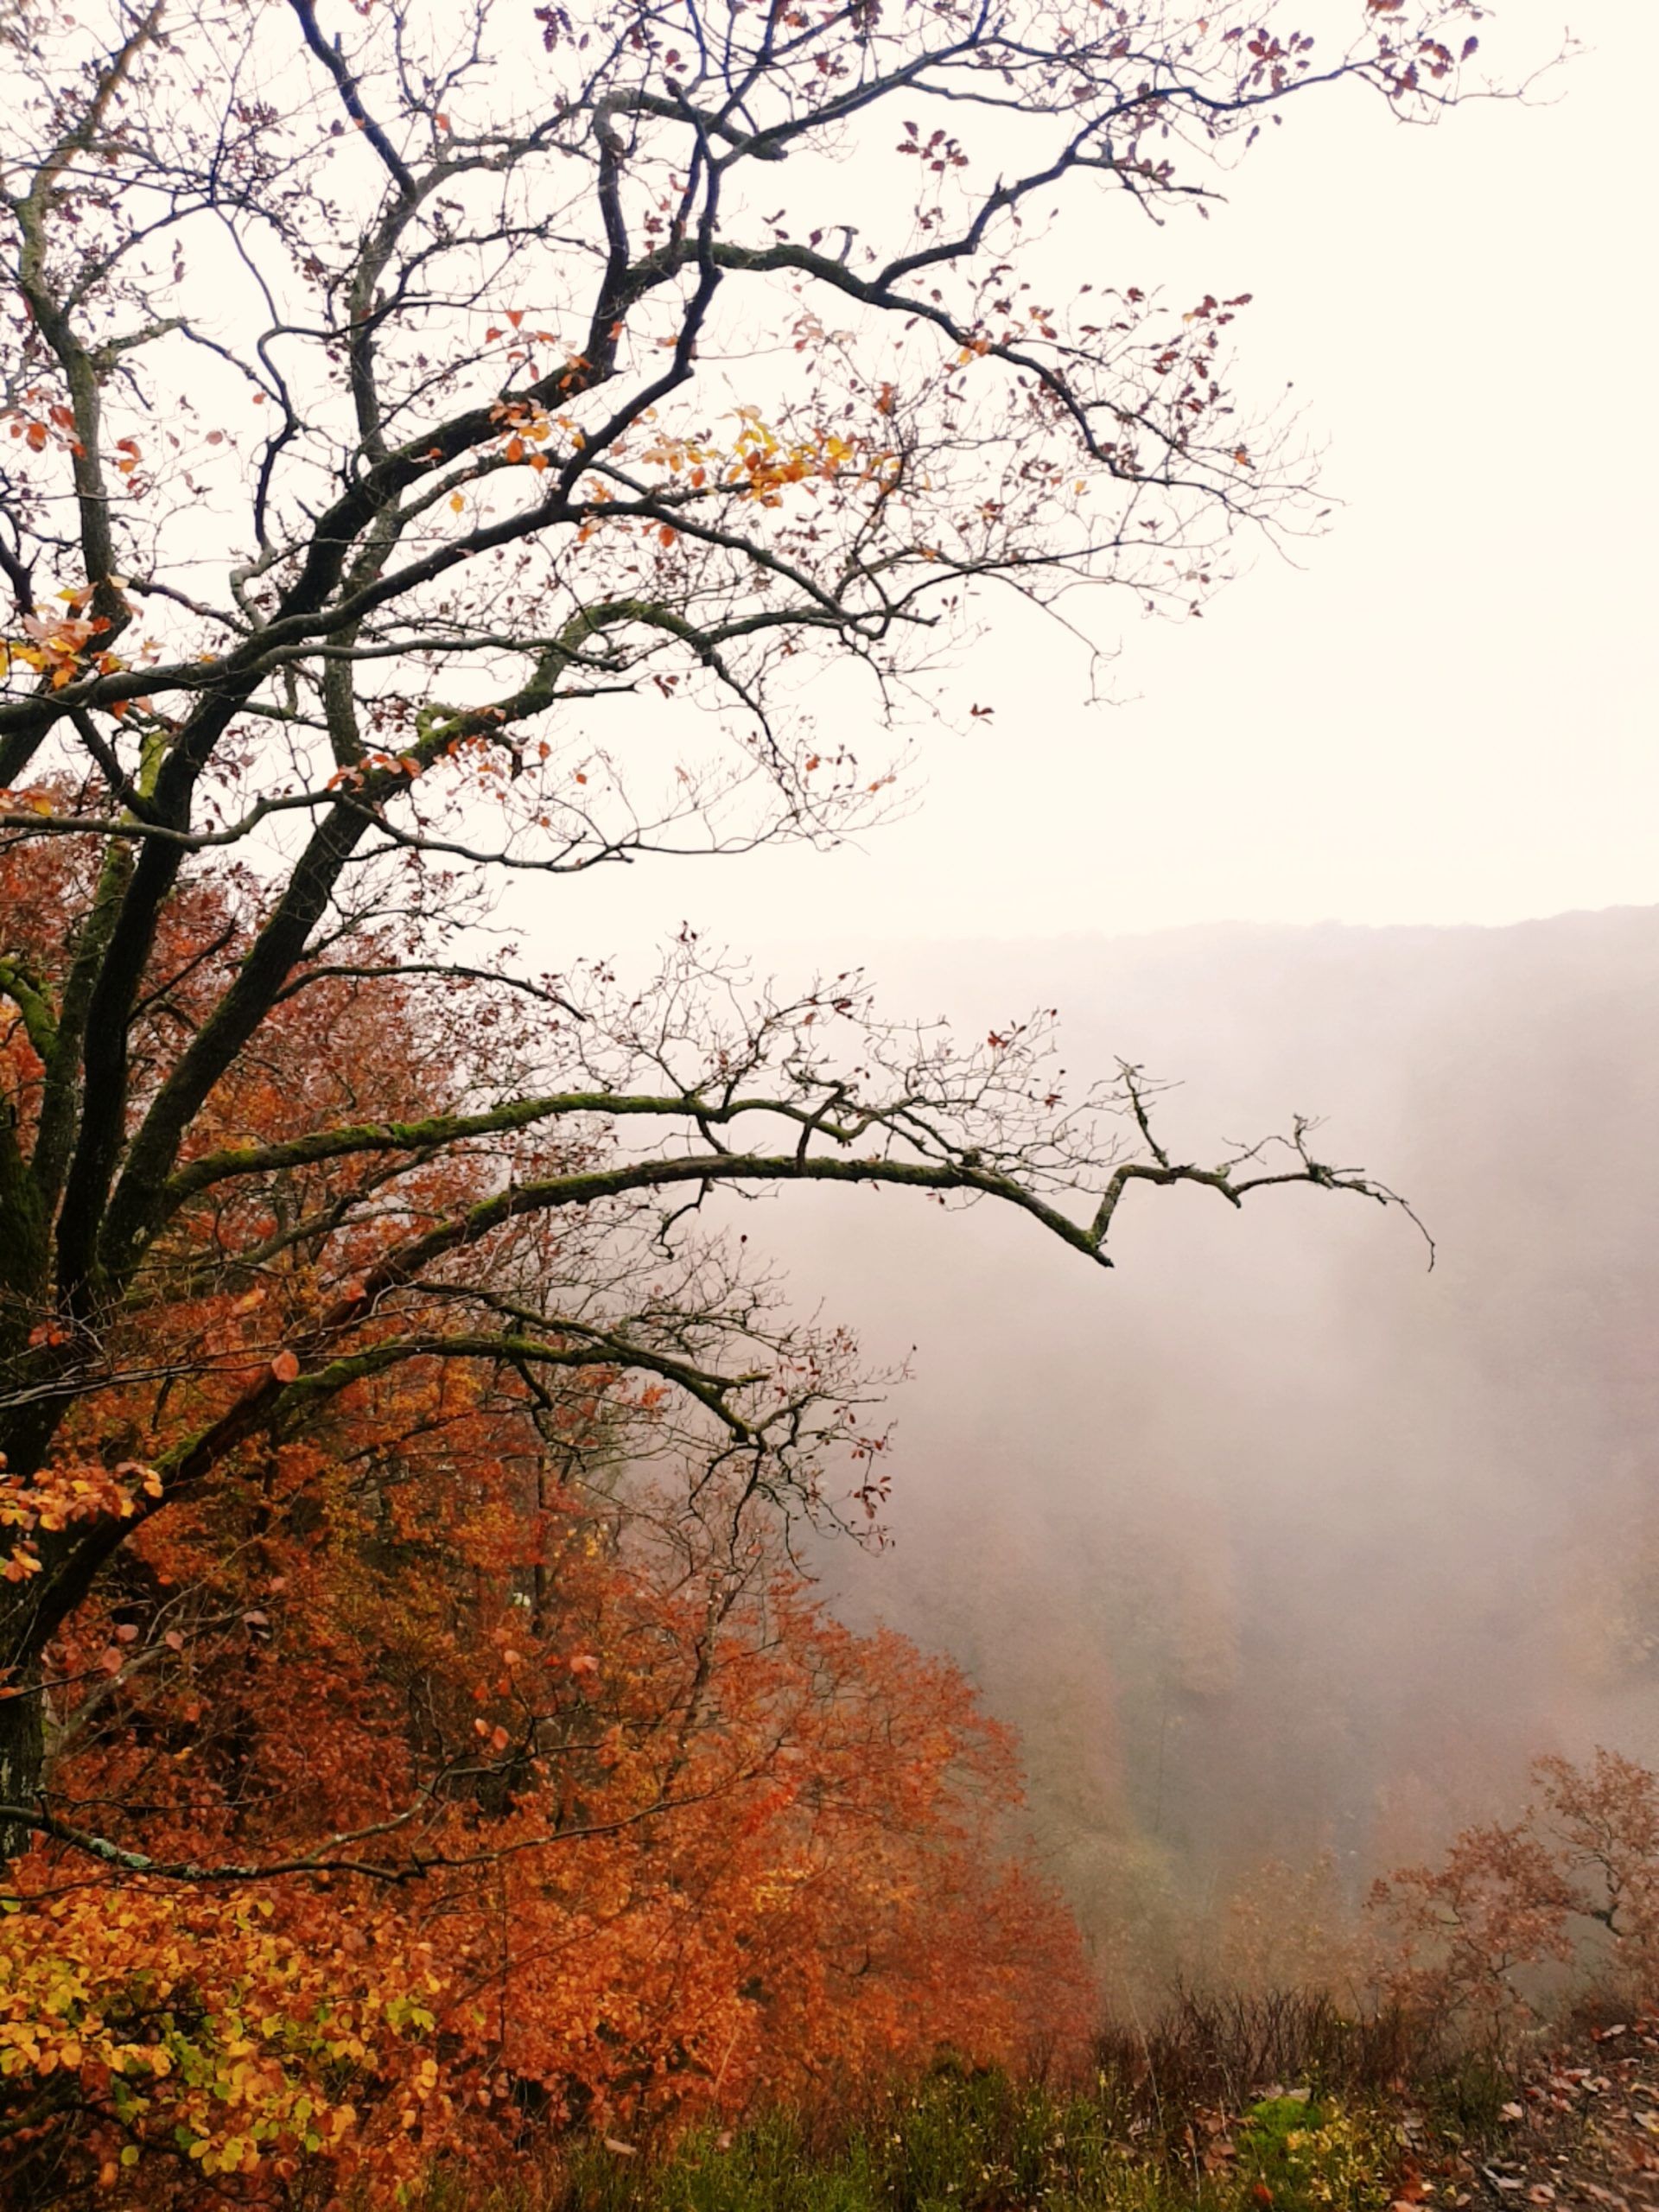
3;1506;1090;2198
1370;1751;1659;2047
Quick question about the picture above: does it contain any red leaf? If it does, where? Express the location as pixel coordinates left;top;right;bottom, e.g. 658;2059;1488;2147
270;1349;301;1383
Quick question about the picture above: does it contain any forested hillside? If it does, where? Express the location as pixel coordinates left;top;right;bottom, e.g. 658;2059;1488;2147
786;908;1659;1986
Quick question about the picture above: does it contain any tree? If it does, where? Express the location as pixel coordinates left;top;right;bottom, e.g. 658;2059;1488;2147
1370;1750;1659;2047
0;881;1095;2199
3;1247;1106;2194
1;1364;1094;2196
0;0;1465;1861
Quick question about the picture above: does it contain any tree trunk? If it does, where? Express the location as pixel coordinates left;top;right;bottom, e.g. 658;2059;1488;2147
0;1650;44;1864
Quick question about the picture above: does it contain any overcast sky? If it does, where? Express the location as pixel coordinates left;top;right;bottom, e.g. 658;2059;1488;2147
529;0;1654;958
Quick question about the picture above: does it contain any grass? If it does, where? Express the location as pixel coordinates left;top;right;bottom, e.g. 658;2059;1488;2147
413;1990;1507;2212
438;2077;1218;2212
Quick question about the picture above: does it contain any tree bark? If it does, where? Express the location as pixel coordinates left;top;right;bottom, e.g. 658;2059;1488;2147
0;1636;44;1864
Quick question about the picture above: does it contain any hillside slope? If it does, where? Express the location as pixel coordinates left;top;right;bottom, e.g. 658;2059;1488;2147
746;908;1659;1973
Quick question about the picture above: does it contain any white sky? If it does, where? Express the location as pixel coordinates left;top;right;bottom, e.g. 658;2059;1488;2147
526;0;1656;957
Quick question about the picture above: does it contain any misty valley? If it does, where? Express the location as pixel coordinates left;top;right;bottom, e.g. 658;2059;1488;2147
804;910;1659;1997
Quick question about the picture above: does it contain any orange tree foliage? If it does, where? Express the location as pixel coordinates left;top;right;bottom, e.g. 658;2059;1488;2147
1370;1750;1659;2046
3;1462;1091;2200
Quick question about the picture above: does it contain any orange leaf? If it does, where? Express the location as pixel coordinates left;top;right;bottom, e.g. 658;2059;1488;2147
270;1350;301;1384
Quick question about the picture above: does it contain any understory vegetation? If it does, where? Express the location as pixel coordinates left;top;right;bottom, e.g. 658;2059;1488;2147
412;1993;1527;2212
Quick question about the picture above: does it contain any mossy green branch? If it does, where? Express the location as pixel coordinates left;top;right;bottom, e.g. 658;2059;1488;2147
0;958;58;1065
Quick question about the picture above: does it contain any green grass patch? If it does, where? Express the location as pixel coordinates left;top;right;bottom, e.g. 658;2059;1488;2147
415;2063;1417;2212
412;1992;1513;2212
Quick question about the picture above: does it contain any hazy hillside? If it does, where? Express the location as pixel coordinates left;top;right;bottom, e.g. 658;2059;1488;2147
744;908;1659;1980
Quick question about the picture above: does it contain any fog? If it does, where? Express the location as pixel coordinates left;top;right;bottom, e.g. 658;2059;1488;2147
468;0;1659;1999
718;908;1659;1988
547;3;1658;961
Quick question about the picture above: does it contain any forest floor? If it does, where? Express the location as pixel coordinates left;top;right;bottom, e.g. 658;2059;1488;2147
1459;2021;1659;2212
